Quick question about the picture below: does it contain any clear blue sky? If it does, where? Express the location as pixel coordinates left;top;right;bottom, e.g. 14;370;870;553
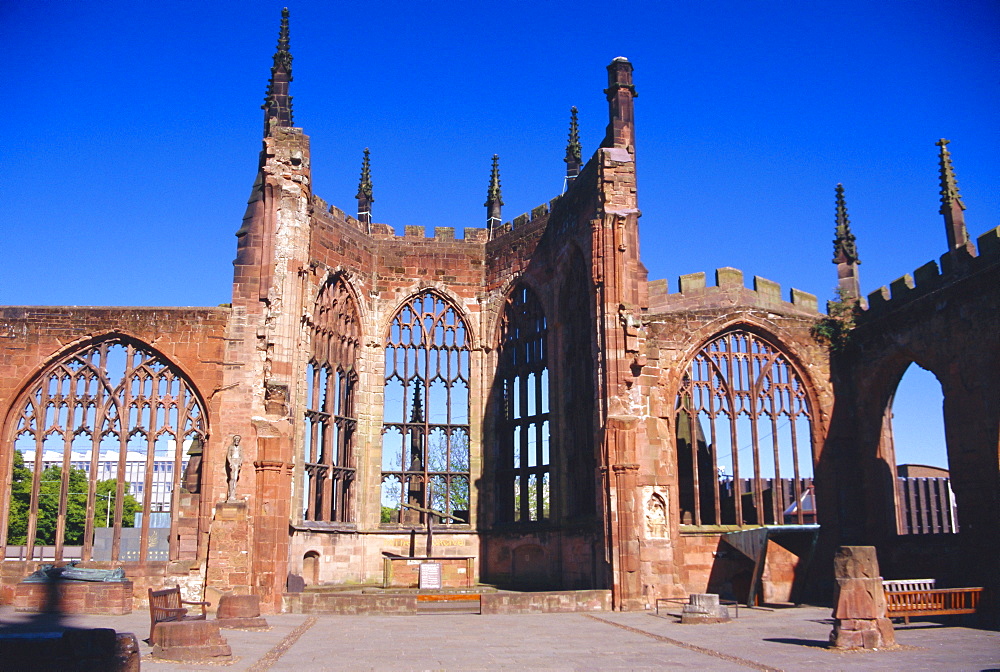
2;0;997;468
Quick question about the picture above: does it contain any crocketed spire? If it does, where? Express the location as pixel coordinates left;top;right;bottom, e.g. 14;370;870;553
262;8;294;137
832;183;861;303
486;154;503;236
833;184;858;266
565;106;582;184
356;148;373;228
936;138;973;255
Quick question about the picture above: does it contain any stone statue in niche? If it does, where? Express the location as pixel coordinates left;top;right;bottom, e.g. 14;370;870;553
618;303;646;367
226;435;243;501
646;492;667;538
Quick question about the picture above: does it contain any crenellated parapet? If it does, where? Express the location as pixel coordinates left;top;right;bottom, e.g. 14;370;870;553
487;198;561;241
863;225;1000;315
647;267;819;316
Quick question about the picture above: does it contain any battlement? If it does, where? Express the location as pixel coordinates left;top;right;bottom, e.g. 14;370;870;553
310;194;489;243
647;267;819;315
489;197;561;240
863;225;1000;315
400;226;489;243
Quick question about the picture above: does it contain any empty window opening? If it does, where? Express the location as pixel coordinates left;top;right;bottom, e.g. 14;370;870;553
886;364;956;534
3;339;206;563
381;292;471;525
303;276;359;523
676;329;814;527
496;284;550;523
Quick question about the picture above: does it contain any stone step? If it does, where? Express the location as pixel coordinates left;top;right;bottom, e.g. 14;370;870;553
416;594;481;615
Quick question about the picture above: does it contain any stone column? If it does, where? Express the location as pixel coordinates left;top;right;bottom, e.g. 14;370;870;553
829;545;895;649
204;501;251;608
252;437;293;614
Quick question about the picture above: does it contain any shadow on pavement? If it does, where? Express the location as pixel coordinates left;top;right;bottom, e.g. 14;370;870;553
762;637;829;649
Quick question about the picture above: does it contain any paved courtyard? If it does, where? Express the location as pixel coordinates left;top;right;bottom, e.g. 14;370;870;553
1;603;998;671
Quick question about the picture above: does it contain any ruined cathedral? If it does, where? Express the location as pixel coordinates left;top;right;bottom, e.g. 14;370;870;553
2;10;998;617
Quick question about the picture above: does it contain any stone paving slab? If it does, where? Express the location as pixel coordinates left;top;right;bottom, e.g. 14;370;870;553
600;606;1000;672
1;604;997;671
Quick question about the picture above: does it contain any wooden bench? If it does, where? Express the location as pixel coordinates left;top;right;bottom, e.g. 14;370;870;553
883;578;984;624
148;585;210;643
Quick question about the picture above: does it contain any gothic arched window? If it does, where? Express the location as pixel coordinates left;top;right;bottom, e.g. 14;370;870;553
2;338;206;564
496;284;550;523
676;329;814;526
381;291;471;524
559;253;595;518
304;276;359;523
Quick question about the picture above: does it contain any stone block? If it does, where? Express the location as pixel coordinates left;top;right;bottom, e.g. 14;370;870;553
832;577;886;619
152;620;232;661
217;593;261;618
679;272;706;293
715;267;743;288
680;593;730;624
753;276;781;303
833;546;880;579
829;623;864;648
912;260;941;288
889;274;915;299
875;617;896;646
790;288;818;312
976;225;1000;257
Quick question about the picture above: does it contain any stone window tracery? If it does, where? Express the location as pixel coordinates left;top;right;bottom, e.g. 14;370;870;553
496;284;550;523
2;338;206;563
304;276;359;523
381;291;470;524
676;329;814;526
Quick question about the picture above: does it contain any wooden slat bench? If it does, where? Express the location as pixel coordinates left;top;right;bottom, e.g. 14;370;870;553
148;585;211;643
883;579;984;624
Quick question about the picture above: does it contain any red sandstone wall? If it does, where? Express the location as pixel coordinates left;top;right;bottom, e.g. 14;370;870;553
0;306;229;571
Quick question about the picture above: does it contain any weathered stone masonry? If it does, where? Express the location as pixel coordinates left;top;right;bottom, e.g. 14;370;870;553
2;10;998;621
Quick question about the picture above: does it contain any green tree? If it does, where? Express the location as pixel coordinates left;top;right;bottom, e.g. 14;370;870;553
93;478;140;530
427;431;470;520
7;451;140;545
7;450;31;544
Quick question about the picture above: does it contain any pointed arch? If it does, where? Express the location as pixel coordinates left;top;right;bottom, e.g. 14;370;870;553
495;282;550;523
875;358;957;535
2;335;207;564
557;246;596;519
303;273;360;523
675;327;815;526
380;290;471;524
